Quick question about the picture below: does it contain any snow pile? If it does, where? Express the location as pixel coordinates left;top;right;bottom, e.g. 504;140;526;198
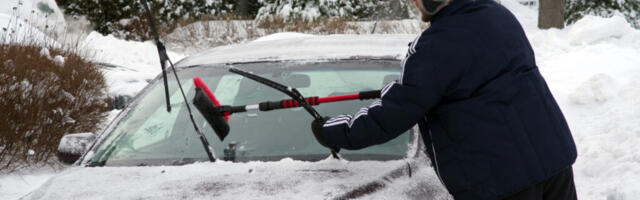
252;32;314;42
502;0;640;199
567;73;617;105
0;0;66;37
0;0;65;26
0;13;53;45
567;15;636;46
80;32;185;98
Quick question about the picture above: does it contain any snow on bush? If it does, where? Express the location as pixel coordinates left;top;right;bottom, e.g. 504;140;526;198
566;0;640;29
57;0;243;41
58;0;413;40
256;0;411;21
0;13;109;171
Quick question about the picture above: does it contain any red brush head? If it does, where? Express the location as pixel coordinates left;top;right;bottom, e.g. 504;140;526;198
193;77;229;121
193;77;230;141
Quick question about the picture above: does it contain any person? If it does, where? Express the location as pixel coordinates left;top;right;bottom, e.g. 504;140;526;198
310;0;578;199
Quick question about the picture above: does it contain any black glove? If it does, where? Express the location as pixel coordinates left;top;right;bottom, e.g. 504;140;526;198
311;117;339;152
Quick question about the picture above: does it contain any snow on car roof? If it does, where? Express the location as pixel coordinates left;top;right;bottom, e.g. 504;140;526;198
175;34;416;67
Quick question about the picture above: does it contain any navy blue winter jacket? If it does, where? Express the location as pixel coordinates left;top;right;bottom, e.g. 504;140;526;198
320;0;577;199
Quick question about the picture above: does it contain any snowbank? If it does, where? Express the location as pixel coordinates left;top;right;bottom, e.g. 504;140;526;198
253;32;314;42
0;0;66;34
502;0;640;199
0;13;54;46
81;32;185;98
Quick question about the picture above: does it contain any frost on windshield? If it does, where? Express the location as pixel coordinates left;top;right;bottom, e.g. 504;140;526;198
90;61;411;166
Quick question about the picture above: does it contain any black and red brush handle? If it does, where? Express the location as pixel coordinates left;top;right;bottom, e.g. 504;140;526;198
215;90;380;114
193;76;380;116
264;90;380;109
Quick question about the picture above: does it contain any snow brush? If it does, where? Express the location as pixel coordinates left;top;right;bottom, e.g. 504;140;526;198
142;0;216;162
192;68;381;158
193;77;230;141
192;75;381;140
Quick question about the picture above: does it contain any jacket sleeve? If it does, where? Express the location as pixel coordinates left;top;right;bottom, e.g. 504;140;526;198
320;36;472;150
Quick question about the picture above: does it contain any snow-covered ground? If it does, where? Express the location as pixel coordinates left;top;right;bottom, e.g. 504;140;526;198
0;169;56;200
0;0;66;33
2;0;640;199
500;0;640;199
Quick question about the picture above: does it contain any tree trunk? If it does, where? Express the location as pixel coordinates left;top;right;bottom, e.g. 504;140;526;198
538;0;565;29
237;0;249;17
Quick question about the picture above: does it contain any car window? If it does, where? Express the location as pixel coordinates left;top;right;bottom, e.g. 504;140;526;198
90;60;411;166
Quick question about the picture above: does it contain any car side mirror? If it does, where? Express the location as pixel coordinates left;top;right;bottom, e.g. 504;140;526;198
56;133;96;165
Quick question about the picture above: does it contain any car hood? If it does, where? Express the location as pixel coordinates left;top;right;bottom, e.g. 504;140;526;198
22;156;450;200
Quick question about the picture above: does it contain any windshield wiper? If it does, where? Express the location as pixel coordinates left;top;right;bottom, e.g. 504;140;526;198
140;0;216;162
228;68;339;159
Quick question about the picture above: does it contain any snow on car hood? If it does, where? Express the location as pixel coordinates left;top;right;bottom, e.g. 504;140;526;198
175;34;415;67
22;155;450;200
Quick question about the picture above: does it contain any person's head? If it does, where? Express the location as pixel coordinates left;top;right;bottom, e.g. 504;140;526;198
412;0;454;22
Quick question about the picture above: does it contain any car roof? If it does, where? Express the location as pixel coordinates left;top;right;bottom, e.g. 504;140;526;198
174;34;415;67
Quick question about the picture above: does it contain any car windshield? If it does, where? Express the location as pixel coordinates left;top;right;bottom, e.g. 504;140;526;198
90;60;411;166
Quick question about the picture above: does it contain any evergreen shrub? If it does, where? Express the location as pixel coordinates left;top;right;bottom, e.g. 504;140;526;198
566;0;640;28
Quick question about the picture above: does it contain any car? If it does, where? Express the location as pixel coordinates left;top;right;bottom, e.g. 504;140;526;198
21;34;452;200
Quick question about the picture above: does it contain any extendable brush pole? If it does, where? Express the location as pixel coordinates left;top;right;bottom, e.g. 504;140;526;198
228;68;325;121
213;90;381;114
192;68;383;159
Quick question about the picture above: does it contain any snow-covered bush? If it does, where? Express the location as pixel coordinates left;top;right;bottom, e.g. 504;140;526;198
1;14;108;171
256;0;410;21
566;0;640;29
57;0;242;40
164;19;428;54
